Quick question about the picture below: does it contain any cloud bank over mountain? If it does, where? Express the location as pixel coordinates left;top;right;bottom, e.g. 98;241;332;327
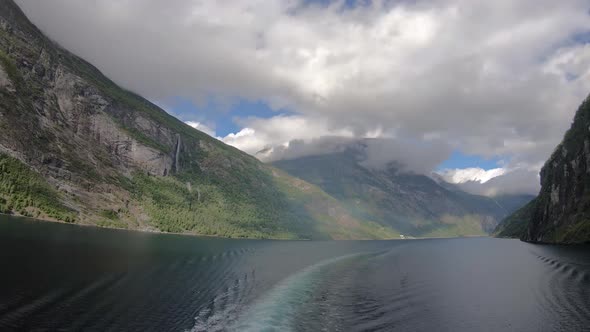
438;167;507;184
16;0;590;195
437;166;540;196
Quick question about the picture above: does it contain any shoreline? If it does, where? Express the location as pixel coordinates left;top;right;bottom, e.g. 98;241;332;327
0;211;277;241
0;212;493;242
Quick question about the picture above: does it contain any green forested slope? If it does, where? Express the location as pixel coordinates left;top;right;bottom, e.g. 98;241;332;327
493;198;537;238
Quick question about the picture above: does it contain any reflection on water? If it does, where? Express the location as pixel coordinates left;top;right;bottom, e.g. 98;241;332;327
0;216;588;331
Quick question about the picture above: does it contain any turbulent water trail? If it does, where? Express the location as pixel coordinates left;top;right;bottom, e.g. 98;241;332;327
186;253;357;332
229;253;369;332
532;250;590;331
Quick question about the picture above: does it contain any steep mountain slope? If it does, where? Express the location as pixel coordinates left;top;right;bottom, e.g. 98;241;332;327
496;95;590;244
0;0;395;239
273;145;531;237
493;198;537;238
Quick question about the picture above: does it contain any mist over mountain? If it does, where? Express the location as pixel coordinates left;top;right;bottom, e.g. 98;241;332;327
436;167;540;196
273;146;533;237
261;136;540;197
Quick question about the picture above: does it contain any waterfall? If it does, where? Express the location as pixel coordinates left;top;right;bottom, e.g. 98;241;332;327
173;134;181;173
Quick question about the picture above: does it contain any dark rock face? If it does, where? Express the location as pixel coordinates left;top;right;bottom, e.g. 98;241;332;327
522;96;590;243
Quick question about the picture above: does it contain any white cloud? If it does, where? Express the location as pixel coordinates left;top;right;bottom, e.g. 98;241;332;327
438;167;506;184
184;121;216;137
15;0;590;191
220;115;356;156
221;127;266;153
437;166;541;196
475;168;541;196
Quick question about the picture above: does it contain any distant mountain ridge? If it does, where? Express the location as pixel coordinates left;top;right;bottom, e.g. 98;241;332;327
273;145;533;237
495;94;590;244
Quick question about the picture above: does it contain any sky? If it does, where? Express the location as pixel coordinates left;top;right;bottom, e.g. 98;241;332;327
15;0;590;196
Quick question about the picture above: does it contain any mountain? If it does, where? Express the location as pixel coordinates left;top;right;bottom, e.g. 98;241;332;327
493;198;537;238
495;95;590;244
0;0;400;240
273;143;533;237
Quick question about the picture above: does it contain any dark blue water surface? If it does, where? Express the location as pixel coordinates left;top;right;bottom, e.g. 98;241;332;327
0;216;589;331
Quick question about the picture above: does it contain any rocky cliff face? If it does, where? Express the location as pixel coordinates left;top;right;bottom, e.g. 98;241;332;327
0;4;174;176
0;0;400;240
0;0;186;210
521;95;590;243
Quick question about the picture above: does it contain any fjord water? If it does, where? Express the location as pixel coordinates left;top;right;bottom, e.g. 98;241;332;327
0;216;589;331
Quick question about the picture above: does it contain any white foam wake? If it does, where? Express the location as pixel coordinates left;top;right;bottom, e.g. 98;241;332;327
229;253;365;332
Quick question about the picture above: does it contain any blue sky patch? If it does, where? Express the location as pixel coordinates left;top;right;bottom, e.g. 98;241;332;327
162;97;293;137
437;151;504;171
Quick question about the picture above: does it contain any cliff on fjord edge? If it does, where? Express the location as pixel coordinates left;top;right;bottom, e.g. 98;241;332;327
495;94;590;244
0;0;398;240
